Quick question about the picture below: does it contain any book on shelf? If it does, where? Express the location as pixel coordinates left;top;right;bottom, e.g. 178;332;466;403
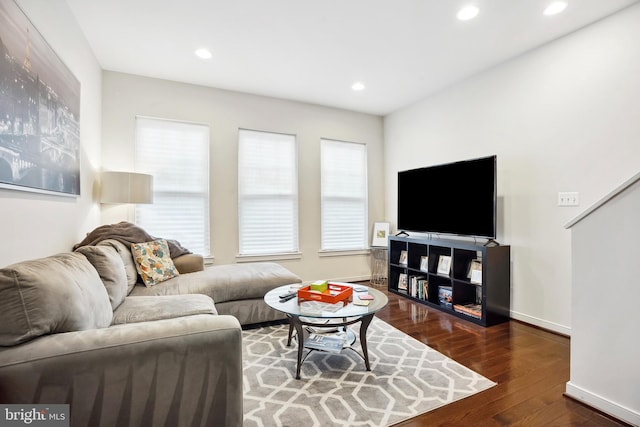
409;275;422;298
409;275;427;299
304;333;344;353
399;250;408;265
453;303;482;319
437;255;452;276
398;273;408;291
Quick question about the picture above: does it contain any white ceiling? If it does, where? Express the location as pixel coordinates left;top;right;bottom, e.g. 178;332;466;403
65;0;638;116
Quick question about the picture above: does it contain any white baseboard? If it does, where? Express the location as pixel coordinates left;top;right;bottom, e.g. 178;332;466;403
509;310;571;336
565;382;640;426
330;285;574;336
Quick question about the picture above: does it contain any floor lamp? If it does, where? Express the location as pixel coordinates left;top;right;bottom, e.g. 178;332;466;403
100;171;154;222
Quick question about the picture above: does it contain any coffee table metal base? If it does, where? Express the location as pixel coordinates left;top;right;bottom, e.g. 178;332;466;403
286;314;375;380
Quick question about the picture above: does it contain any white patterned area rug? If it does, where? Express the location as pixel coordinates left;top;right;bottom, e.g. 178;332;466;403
242;317;495;427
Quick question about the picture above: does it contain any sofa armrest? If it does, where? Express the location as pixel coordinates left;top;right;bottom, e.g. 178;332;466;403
0;315;242;427
173;253;204;273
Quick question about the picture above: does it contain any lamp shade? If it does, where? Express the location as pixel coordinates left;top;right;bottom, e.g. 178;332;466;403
100;171;154;204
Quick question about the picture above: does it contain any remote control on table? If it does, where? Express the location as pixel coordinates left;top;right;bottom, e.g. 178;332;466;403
279;291;297;302
279;291;297;299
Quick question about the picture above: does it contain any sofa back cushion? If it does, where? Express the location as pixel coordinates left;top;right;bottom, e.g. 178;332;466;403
0;253;113;346
97;239;139;294
75;246;128;310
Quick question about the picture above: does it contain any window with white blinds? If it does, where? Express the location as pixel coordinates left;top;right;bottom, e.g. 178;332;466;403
321;138;368;251
238;129;298;256
134;117;210;256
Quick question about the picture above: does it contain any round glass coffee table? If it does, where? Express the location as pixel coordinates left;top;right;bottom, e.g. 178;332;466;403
264;283;388;379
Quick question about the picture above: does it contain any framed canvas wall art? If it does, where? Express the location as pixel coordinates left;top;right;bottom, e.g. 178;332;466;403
0;0;81;196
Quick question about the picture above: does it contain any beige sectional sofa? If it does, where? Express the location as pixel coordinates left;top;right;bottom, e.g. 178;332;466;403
98;238;299;326
0;241;301;427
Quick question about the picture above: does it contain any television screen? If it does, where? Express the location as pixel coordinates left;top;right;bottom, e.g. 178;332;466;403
397;155;496;238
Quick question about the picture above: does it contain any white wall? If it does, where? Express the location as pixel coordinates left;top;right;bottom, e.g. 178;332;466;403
0;0;102;267
566;175;640;426
384;3;640;334
101;71;384;281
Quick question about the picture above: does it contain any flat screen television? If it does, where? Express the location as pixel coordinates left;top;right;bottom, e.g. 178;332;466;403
397;155;496;239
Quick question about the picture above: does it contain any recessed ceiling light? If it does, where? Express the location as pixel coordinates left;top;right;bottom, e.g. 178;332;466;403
457;5;479;21
352;82;365;91
544;1;568;16
194;48;212;59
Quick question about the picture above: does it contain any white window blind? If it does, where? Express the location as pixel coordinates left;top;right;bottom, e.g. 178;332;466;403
321;138;368;251
134;117;210;256
238;129;298;256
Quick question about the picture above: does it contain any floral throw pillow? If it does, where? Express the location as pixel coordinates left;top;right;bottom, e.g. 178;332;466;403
130;239;179;286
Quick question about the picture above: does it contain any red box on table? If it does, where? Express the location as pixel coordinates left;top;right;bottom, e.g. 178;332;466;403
297;283;353;304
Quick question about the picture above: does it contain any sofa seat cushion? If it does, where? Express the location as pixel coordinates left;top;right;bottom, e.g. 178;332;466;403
112;295;217;325
0;253;113;346
129;262;301;304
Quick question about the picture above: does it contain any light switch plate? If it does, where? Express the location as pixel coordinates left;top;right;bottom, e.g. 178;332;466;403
558;192;579;206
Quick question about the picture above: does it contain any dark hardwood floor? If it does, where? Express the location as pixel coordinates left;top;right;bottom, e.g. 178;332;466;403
364;282;627;427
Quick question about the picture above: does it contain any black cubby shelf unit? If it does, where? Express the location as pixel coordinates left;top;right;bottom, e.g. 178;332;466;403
388;235;511;326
